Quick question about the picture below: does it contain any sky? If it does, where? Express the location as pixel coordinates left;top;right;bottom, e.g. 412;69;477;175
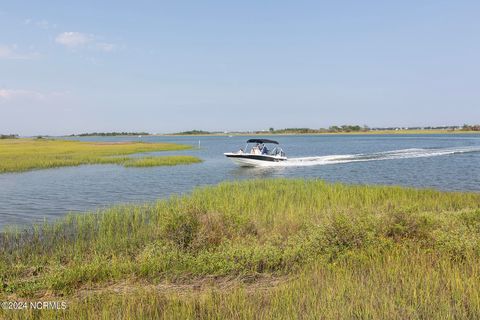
1;1;479;136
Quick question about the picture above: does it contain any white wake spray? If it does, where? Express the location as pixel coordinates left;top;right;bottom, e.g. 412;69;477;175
259;146;480;167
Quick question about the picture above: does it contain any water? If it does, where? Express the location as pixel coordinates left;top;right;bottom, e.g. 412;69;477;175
1;134;479;229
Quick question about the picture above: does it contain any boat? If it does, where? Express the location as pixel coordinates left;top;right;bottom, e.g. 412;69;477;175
224;138;287;166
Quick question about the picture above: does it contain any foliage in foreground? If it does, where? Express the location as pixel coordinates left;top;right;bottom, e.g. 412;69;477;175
0;179;479;319
0;138;199;172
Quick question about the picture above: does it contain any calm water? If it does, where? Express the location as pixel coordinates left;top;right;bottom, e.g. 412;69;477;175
1;134;479;229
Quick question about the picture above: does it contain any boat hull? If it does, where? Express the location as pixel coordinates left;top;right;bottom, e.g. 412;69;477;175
224;153;287;167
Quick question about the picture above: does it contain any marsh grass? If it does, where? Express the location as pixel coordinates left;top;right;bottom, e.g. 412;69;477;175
1;179;479;319
123;156;202;167
0;138;200;172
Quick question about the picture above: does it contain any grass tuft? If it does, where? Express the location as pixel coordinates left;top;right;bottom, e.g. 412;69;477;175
123;156;202;167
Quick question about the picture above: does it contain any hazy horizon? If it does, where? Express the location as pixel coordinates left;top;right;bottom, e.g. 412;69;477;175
7;123;476;137
1;1;479;136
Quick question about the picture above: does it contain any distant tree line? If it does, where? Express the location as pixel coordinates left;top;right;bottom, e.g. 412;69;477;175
371;126;461;131
268;124;480;133
267;128;319;134
265;125;369;134
170;124;480;135
462;124;480;131
173;130;212;135
326;125;369;132
70;132;150;137
0;134;18;139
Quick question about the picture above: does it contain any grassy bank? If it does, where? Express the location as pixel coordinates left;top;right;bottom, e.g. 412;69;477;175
0;139;201;173
1;179;480;319
123;155;202;167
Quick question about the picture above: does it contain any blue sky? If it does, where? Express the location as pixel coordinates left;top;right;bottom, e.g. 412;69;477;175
1;1;479;135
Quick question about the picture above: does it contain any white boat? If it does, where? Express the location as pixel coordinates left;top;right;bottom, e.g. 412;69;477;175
224;139;287;167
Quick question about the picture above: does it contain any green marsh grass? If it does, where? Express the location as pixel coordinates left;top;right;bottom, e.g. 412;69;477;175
123;155;202;167
0;138;200;172
1;179;479;319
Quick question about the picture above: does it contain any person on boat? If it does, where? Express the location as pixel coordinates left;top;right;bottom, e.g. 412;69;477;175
251;144;260;155
257;143;264;154
262;145;269;154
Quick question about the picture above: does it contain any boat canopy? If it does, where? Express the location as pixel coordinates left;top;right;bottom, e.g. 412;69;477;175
246;139;279;144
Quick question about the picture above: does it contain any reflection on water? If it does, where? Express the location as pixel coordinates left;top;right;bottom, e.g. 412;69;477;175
1;134;479;229
230;166;288;179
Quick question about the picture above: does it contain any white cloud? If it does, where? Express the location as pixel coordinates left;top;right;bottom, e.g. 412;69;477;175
55;32;92;48
24;18;57;29
0;45;14;58
96;42;115;52
0;89;44;101
0;89;67;102
0;44;38;59
55;32;117;53
37;19;56;29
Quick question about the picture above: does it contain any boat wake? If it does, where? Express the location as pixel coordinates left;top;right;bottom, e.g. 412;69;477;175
270;146;480;167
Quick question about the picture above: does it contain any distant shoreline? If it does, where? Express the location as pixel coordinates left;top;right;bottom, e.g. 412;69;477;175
160;129;480;137
7;129;478;139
